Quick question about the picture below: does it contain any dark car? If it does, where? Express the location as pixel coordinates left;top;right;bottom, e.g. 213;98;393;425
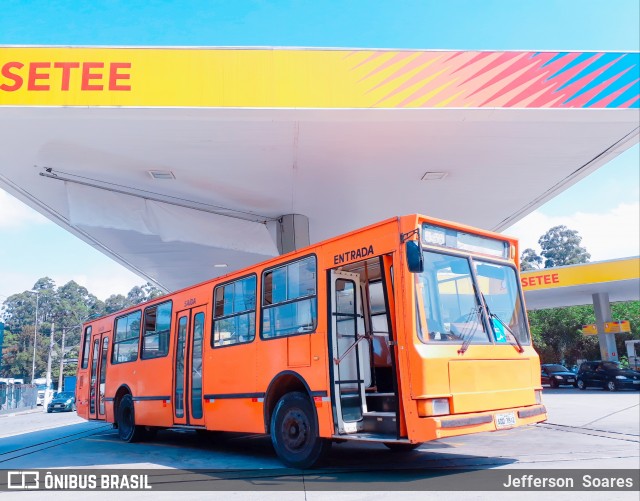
47;391;76;413
576;361;640;391
541;364;577;388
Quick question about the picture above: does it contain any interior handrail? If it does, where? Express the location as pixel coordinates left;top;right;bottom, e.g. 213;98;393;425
333;334;371;365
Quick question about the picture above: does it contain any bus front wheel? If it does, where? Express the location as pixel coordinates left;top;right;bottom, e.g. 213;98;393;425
117;394;143;443
270;392;331;468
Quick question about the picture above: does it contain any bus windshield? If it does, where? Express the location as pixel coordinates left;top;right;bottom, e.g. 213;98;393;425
417;251;489;344
416;250;529;345
474;260;529;345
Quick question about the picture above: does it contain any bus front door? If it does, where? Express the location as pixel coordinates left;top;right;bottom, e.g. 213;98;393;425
88;331;110;421
173;306;207;427
330;270;368;434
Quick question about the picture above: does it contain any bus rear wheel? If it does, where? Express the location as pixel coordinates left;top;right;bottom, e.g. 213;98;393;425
270;392;330;469
117;394;144;443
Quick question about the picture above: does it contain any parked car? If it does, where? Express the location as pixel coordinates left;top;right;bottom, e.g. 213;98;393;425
36;384;47;406
540;364;577;388
576;361;640;391
47;391;76;413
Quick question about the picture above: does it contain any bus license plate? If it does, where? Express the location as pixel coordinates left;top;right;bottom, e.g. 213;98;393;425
495;412;516;429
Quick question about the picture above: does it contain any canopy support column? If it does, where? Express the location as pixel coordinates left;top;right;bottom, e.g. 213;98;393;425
593;292;618;362
277;214;310;254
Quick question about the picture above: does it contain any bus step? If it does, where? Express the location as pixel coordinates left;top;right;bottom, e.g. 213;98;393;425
332;432;401;443
362;411;396;434
365;392;396;412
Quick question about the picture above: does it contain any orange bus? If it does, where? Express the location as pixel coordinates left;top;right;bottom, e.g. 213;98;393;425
76;214;546;467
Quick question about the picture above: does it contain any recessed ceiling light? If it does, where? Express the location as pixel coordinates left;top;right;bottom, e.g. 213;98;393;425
148;170;175;180
421;171;448;181
214;264;228;268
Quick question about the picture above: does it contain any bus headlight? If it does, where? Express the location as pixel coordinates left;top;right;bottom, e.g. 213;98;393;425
417;398;450;417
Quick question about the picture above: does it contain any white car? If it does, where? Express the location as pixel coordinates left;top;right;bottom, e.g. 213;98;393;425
36;384;50;406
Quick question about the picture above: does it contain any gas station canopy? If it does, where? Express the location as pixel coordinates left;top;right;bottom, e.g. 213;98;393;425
0;47;638;291
521;257;640;310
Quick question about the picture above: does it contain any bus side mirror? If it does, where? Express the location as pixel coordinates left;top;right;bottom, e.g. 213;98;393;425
406;240;424;273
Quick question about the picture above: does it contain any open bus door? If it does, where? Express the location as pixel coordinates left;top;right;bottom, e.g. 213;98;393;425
88;330;110;421
330;270;369;434
172;305;207;427
330;254;406;440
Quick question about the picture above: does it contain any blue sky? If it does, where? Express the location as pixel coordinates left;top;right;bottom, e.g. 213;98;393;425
1;0;639;300
2;0;639;50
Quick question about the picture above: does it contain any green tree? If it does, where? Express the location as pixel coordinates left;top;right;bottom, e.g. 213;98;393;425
1;277;59;333
1;325;49;379
55;280;102;326
126;282;163;306
528;300;639;364
104;294;129;314
520;248;542;271
538;225;590;268
103;283;163;314
611;301;640;361
1;277;164;380
528;305;599;364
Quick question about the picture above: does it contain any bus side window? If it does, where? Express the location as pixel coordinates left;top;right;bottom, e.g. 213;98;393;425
262;256;317;339
142;301;173;359
212;275;257;347
112;310;141;364
81;326;92;369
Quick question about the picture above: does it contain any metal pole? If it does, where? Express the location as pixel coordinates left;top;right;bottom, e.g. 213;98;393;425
30;291;39;384
58;326;66;391
46;321;54;390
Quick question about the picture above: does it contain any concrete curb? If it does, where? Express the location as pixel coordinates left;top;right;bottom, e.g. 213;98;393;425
0;407;44;418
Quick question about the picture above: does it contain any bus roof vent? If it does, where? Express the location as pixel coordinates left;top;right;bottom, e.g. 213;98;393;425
148;170;176;180
421;171;448;181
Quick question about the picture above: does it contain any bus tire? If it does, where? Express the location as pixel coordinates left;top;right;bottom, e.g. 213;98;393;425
116;394;143;443
383;442;422;452
270;391;330;469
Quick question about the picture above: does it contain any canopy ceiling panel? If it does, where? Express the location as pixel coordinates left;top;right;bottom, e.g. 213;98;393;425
1;47;638;290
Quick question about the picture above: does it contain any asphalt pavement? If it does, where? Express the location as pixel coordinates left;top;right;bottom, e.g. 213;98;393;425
0;387;638;500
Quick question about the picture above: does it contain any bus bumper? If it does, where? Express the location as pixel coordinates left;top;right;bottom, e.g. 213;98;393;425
410;404;547;442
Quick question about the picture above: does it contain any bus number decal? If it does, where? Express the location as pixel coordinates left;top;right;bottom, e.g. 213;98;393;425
334;245;374;265
184;298;196;307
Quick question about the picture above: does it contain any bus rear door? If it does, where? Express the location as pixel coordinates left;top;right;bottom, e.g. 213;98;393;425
173;306;207;427
88;330;110;421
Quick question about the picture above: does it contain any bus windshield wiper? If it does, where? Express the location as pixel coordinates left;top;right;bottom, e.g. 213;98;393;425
481;293;524;353
457;306;482;355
